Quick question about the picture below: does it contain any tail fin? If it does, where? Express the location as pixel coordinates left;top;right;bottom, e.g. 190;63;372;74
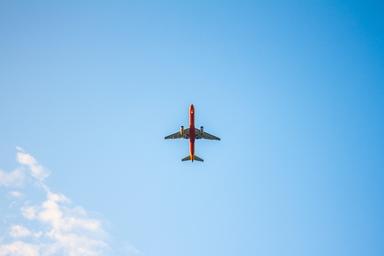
181;155;204;162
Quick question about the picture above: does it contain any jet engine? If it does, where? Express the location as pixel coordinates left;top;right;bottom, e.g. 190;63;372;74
180;126;184;136
200;126;204;133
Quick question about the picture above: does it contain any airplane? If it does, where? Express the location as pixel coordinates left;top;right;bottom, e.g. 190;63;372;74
165;104;220;162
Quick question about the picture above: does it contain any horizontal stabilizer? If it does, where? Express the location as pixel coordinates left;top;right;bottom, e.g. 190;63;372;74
194;155;204;162
181;155;204;162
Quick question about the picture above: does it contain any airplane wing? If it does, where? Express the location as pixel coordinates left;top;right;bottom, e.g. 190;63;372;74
196;128;220;140
164;128;189;139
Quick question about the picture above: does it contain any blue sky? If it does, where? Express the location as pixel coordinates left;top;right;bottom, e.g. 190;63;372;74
1;0;384;255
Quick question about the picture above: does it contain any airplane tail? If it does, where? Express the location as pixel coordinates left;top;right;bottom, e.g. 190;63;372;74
181;155;204;162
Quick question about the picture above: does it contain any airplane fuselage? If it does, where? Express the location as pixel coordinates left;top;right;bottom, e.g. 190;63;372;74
189;104;196;161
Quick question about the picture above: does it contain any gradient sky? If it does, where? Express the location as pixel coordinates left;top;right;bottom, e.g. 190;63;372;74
1;1;384;256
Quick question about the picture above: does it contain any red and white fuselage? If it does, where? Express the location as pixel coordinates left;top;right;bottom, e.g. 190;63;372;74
189;104;196;161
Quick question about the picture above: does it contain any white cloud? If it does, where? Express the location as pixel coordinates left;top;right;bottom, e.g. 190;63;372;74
8;225;43;240
0;169;25;187
0;148;110;256
8;224;43;241
16;147;49;181
8;191;23;198
21;206;37;220
9;225;32;238
0;241;39;256
21;190;107;255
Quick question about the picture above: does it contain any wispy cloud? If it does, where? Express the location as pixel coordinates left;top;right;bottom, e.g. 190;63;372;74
8;191;24;198
9;225;33;238
0;148;109;256
0;241;39;256
16;147;49;181
0;168;25;188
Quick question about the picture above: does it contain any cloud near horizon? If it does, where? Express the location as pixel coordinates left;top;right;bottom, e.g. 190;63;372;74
0;148;109;256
